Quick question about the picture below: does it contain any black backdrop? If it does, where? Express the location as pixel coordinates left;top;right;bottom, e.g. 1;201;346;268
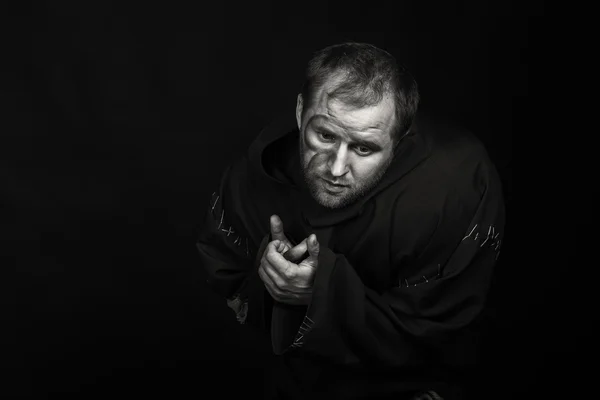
2;1;547;399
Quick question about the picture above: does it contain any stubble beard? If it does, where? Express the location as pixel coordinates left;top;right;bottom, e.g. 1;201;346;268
298;135;394;210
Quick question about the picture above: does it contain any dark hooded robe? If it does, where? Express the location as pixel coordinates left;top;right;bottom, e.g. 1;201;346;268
196;112;505;400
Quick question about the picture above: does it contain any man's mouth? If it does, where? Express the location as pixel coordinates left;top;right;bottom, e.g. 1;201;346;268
321;178;348;193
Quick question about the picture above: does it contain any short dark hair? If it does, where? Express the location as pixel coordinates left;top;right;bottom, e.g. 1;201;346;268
300;42;419;143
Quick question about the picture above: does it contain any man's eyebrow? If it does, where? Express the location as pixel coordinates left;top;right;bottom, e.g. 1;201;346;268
352;137;383;149
314;124;383;149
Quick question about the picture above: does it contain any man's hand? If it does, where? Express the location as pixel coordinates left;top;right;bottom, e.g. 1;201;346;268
269;214;309;262
258;233;320;306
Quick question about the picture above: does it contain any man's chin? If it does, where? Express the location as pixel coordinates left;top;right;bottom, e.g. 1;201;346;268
312;190;350;209
304;174;354;209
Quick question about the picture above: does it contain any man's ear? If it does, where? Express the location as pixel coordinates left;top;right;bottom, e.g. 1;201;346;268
296;93;304;131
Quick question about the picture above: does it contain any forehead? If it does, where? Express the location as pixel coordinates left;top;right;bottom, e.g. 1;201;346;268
309;80;396;141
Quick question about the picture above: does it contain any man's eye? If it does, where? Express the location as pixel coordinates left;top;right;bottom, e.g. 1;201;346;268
355;146;372;155
319;132;335;141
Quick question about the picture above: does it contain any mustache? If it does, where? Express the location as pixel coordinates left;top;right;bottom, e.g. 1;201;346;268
314;168;349;186
304;164;350;186
319;175;349;186
323;177;349;186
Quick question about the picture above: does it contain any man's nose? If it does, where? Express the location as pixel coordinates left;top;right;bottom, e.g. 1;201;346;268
328;146;349;177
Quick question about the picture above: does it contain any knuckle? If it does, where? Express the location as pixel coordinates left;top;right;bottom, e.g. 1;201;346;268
266;252;278;265
283;267;294;280
277;279;287;290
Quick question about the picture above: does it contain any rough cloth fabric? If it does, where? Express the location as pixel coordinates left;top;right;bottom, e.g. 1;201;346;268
197;113;505;399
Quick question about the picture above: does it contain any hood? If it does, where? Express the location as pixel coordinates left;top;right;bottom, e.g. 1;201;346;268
247;112;432;227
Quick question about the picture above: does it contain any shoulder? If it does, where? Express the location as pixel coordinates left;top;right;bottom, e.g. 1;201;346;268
418;114;493;172
389;115;502;226
414;113;500;198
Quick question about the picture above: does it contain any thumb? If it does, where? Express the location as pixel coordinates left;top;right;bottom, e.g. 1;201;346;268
270;214;287;242
283;238;308;261
303;234;320;267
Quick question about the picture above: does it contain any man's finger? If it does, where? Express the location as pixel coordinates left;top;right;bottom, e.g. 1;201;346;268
265;242;293;275
266;240;287;263
270;214;288;242
268;239;288;254
258;264;281;300
276;241;290;254
301;234;320;268
283;238;308;261
261;258;287;289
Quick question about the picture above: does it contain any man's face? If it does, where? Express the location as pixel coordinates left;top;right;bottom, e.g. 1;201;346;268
296;83;397;209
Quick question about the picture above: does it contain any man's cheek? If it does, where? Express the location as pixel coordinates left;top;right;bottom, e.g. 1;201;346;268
305;135;322;152
308;153;329;173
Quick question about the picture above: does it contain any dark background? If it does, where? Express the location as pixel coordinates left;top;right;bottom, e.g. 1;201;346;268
1;1;564;399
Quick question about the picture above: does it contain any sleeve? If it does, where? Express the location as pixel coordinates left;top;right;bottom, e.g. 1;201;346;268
196;158;259;306
285;161;506;369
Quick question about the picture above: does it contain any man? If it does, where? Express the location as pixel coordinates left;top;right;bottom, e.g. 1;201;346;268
196;42;505;400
